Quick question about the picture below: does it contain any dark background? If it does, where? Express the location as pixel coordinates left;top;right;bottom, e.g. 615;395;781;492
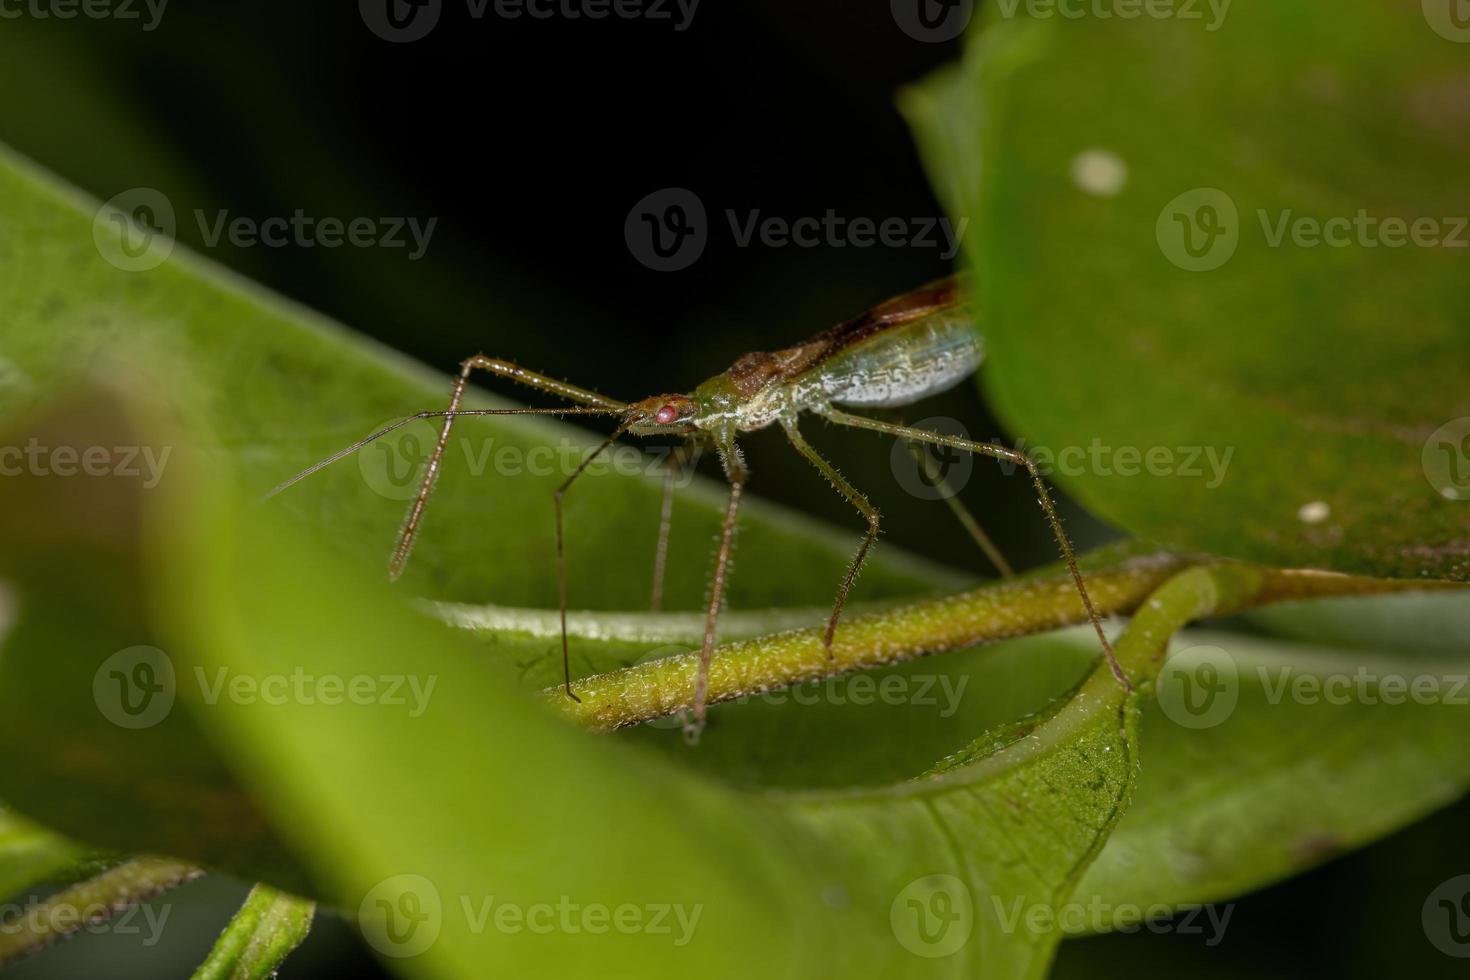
0;1;1465;976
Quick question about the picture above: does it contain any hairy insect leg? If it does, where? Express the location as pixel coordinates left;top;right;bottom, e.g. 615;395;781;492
823;408;1131;690
686;441;747;742
782;420;880;657
649;441;698;613
389;355;628;580
555;425;632;703
905;439;1015;578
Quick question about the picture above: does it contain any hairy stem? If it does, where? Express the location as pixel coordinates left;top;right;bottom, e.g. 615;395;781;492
547;551;1455;730
191;883;315;980
0;856;202;967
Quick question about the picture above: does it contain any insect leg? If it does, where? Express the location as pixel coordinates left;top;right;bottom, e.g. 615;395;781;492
649;440;697;612
555;423;632;702
782;419;880;656
905;439;1015;578
823;408;1131;690
687;440;747;742
390;356;627;579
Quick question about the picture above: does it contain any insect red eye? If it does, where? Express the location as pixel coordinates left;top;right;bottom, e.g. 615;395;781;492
655;404;678;425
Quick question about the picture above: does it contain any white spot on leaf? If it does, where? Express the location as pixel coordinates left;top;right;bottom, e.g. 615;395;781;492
1071;149;1128;197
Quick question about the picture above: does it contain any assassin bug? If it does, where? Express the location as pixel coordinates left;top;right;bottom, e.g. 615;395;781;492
268;277;1128;739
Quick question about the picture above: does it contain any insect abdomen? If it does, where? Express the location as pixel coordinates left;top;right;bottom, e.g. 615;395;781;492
816;309;982;408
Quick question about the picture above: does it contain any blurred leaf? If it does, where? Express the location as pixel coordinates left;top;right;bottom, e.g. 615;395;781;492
0;808;91;900
3;386;1468;977
191;883;314;980
903;2;1470;580
0;390;1153;979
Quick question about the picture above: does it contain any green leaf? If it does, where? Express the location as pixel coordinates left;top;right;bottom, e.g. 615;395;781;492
0;389;1164;979
191;883;315;980
0;808;91;900
902;3;1470;580
1078;619;1470;924
2;388;1466;976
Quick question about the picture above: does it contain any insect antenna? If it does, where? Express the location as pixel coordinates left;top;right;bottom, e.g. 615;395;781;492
263;406;620;500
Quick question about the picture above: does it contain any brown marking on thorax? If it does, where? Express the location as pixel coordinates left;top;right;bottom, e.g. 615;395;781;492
719;276;962;399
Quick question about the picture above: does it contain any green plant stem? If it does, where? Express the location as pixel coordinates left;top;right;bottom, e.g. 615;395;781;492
0;856;202;967
191;883;315;980
548;552;1455;730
